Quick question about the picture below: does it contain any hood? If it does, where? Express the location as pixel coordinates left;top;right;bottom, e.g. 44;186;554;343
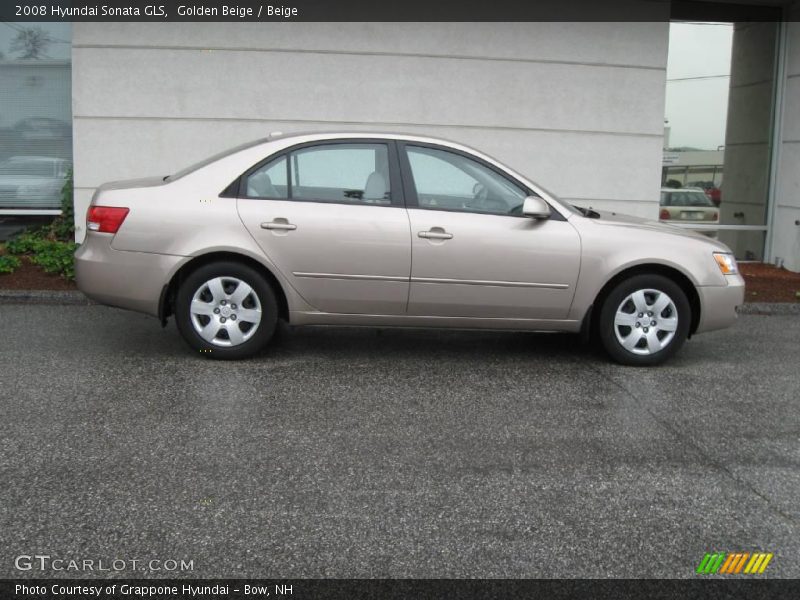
585;209;732;251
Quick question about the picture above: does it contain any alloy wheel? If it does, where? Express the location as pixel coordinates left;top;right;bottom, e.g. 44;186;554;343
613;288;678;356
189;276;262;347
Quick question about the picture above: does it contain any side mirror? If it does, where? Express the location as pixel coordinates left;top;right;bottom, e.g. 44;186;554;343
522;196;551;219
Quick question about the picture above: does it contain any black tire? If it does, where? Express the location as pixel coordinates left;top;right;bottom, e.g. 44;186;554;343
598;274;691;366
175;261;278;360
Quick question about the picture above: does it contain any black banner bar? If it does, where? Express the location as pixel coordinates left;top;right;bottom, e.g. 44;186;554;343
0;0;787;22
3;579;800;600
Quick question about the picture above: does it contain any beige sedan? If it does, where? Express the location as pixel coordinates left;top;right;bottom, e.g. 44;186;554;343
660;188;720;238
75;132;744;366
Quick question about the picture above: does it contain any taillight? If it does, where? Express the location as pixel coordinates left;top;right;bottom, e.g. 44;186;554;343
87;206;129;234
659;208;670;220
711;212;718;221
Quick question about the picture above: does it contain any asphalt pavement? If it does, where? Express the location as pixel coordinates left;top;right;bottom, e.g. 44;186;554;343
0;304;798;578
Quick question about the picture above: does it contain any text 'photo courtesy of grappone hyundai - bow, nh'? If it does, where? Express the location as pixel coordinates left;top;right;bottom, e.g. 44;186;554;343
75;132;745;366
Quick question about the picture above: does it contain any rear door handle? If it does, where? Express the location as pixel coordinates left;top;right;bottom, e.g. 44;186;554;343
261;219;297;231
418;228;453;240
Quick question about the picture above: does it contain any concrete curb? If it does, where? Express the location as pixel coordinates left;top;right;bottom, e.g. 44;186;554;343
0;289;95;305
738;302;800;316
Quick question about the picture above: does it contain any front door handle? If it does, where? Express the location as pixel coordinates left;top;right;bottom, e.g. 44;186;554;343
418;228;453;240
261;219;297;231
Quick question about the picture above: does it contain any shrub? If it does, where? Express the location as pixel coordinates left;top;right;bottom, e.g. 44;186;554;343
5;170;78;279
0;254;21;274
5;232;49;255
29;240;78;280
47;168;75;242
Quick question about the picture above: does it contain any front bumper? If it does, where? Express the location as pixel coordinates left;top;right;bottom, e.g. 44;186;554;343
75;232;185;317
695;273;745;334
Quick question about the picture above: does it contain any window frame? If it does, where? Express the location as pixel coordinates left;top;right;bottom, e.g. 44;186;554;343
397;141;565;221
229;139;405;208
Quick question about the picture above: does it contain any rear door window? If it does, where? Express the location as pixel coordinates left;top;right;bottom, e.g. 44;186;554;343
291;144;391;205
244;143;392;205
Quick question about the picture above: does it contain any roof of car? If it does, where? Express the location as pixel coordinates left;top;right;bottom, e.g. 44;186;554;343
265;130;468;147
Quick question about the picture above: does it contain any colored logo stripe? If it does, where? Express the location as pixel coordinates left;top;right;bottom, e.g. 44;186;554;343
696;552;773;575
696;553;725;574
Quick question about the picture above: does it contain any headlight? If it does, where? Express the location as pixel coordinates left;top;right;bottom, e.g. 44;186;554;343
713;252;738;275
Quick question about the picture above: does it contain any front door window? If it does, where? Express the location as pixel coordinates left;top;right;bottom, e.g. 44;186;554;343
406;145;527;216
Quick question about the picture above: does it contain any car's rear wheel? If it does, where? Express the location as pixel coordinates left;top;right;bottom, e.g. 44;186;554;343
598;274;690;366
175;261;278;360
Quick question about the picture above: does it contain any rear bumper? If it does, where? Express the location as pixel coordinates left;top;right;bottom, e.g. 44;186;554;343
695;274;745;334
75;232;185;317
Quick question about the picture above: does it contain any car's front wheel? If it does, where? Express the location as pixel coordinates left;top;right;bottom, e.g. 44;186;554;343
175;261;278;360
598;274;691;366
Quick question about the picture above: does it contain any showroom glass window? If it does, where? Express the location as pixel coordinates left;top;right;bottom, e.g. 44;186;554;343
0;23;72;237
246;143;392;205
406;146;527;216
662;21;779;260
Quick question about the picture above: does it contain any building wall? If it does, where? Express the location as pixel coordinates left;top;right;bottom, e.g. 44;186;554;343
772;3;800;271
71;21;670;241
720;22;777;261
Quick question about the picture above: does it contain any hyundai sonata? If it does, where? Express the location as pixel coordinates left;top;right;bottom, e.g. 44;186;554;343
75;132;744;365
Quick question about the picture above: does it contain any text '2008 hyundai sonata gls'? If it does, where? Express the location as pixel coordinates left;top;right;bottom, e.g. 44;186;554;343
75;132;744;366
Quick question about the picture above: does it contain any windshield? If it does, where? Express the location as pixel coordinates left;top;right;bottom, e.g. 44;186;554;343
165;137;269;181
